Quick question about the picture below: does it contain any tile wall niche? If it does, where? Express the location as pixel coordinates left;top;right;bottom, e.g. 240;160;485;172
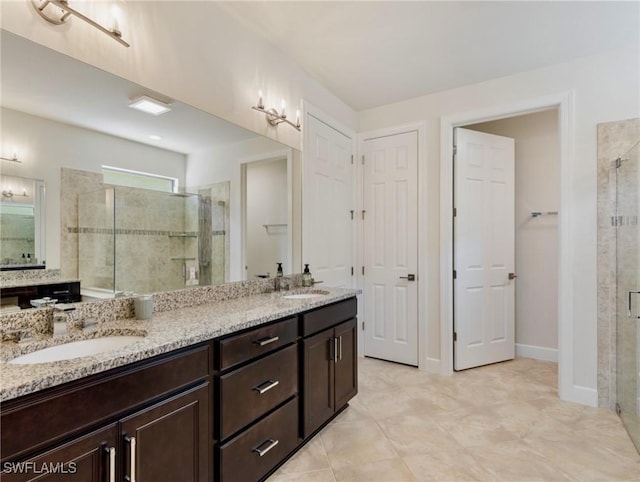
597;117;640;409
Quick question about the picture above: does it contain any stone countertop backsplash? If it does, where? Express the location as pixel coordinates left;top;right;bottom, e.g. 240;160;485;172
0;268;80;289
0;278;359;402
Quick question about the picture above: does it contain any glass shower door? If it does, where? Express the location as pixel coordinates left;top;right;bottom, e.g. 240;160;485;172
616;141;640;451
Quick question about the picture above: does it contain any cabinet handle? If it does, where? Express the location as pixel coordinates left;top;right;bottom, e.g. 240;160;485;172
253;336;279;346
253;379;279;394
333;337;339;362
125;436;136;482
252;438;279;457
339;335;343;361
105;446;116;482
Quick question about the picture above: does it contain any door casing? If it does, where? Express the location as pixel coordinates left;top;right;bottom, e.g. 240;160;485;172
440;92;586;405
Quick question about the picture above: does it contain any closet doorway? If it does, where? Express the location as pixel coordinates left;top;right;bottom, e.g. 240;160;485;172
454;109;561;371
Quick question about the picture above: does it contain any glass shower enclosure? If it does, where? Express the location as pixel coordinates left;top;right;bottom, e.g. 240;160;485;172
78;186;217;295
616;140;640;451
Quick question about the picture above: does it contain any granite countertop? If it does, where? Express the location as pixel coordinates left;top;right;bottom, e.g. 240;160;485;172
0;277;81;289
0;287;359;402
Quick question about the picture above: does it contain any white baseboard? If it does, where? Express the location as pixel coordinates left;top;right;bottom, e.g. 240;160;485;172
560;384;598;407
420;357;441;374
516;343;558;362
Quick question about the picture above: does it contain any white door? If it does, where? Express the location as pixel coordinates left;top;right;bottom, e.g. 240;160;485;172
303;114;353;287
454;127;515;371
363;131;418;366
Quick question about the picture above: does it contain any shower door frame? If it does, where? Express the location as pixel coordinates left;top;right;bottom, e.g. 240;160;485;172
615;141;640;451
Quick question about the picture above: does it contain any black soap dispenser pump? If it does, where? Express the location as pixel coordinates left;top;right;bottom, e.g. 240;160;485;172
302;264;312;287
276;262;283;277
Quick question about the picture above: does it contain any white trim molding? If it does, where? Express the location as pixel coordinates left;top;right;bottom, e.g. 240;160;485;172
439;91;590;405
515;344;558;363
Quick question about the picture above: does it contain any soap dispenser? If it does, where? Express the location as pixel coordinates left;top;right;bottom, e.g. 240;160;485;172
302;264;312;287
276;262;283;278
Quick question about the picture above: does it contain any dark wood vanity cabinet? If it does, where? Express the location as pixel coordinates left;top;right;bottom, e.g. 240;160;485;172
1;343;212;482
214;317;299;482
0;424;118;482
119;384;210;482
301;299;358;438
1;296;358;482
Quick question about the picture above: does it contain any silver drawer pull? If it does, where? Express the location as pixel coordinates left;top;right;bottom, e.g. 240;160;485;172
253;336;279;346
252;438;279;457
253;379;279;394
125;436;136;482
106;446;116;482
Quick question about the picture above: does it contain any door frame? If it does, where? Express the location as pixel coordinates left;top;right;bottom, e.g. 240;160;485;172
357;121;427;368
239;148;293;281
439;91;587;404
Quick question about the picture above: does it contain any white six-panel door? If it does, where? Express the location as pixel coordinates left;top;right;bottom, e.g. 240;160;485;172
363;131;418;366
303;114;353;287
454;127;515;371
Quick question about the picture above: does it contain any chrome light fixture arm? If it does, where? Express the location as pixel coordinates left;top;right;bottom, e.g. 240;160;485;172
31;0;130;47
251;105;301;132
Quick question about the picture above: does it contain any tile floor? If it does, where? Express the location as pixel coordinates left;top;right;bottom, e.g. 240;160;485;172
268;357;640;482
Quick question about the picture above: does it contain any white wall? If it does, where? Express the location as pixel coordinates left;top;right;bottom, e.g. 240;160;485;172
0;2;356;151
245;158;288;279
357;45;640;403
186;136;291;280
0;107;186;269
469;109;560;360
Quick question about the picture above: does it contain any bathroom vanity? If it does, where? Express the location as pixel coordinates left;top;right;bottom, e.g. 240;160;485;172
0;288;358;482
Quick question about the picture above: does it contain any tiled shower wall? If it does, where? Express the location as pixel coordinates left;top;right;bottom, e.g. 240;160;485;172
597;117;640;408
78;187;200;294
61;168;230;295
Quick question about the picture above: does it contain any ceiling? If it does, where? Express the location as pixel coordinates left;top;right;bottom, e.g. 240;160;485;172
221;1;640;111
0;31;259;155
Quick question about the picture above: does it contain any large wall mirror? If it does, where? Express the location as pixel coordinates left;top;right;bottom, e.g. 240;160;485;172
0;30;302;297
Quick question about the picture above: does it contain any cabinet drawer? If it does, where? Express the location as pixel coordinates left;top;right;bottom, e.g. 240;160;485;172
301;298;357;337
219;397;298;482
217;317;298;370
218;344;297;440
1;343;211;462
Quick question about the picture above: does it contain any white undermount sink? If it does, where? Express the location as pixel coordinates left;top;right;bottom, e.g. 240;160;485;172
8;336;145;365
282;290;330;300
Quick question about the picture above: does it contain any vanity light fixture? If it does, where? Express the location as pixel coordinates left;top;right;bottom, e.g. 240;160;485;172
30;0;130;47
2;188;28;199
129;95;172;116
252;91;301;131
0;153;20;163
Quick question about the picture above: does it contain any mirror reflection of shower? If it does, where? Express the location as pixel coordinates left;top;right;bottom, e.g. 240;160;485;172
78;183;229;298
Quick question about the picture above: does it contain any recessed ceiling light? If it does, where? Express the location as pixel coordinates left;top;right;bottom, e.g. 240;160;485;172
148;134;162;141
129;95;172;116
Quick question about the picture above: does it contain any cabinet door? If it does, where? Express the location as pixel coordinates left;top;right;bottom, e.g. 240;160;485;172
302;327;335;438
0;424;118;482
119;383;210;482
334;318;358;409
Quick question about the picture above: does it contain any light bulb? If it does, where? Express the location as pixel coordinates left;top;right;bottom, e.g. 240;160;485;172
280;99;286;118
110;5;121;34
